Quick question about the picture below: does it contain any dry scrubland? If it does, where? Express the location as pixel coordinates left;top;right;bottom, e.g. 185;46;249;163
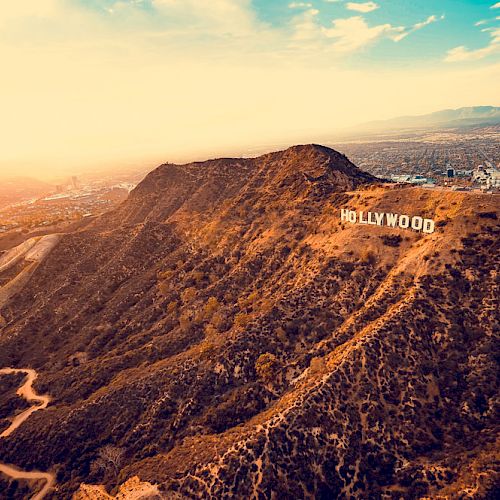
0;145;498;499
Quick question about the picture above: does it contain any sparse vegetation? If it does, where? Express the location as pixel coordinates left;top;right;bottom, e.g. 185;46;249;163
275;327;287;343
0;146;497;499
238;291;259;309
181;287;197;304
478;211;497;220
158;280;170;297
380;234;403;247
204;297;219;318
360;249;377;265
90;445;125;479
255;353;279;381
234;312;250;328
167;301;178;314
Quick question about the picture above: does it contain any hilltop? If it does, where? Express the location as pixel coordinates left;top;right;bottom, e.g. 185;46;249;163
0;145;498;499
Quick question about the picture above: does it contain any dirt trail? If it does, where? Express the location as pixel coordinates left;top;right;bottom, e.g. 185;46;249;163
0;463;55;500
0;368;51;438
0;368;55;499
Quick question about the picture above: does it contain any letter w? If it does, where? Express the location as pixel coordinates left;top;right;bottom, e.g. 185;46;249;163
386;213;398;227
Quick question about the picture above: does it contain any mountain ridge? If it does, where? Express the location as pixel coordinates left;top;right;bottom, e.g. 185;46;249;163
0;145;498;499
352;105;500;132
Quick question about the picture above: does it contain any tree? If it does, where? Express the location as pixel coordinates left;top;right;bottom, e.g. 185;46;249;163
91;445;125;477
179;312;192;332
158;269;174;280
204;297;219;318
192;271;205;283
167;301;178;314
260;298;273;313
238;291;259;309
211;311;226;331
360;249;377;265
158;281;170;297
181;287;197;304
255;353;279;381
234;312;250;328
204;323;218;339
275;327;287;343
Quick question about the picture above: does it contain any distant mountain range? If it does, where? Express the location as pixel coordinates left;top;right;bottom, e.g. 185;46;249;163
354;106;500;133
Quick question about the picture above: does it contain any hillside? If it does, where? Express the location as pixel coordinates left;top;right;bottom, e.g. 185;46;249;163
0;145;498;499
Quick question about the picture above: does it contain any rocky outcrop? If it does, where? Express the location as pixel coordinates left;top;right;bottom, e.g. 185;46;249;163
74;477;161;500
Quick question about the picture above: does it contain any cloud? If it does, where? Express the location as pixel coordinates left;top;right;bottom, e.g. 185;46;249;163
345;2;379;13
445;27;500;61
0;1;499;177
491;2;500;9
318;13;444;51
321;16;404;51
392;14;444;42
290;8;322;40
413;14;443;30
475;16;500;26
150;0;258;36
289;2;313;8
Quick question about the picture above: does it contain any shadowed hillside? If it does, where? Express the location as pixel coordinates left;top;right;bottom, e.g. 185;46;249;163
0;145;498;499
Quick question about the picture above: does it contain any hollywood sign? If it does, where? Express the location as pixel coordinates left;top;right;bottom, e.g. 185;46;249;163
341;209;435;234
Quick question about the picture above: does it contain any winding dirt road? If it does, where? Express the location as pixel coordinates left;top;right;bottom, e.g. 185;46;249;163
0;368;50;438
0;463;55;500
0;368;55;499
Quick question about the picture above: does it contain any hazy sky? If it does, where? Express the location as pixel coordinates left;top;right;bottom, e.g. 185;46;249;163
1;0;499;179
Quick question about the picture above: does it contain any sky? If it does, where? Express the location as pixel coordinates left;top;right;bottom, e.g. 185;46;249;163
0;0;499;179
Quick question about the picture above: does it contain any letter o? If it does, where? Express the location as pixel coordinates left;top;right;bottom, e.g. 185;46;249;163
411;216;423;231
348;211;357;223
399;215;410;229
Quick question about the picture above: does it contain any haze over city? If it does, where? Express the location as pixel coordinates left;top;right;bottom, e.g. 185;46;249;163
1;0;500;179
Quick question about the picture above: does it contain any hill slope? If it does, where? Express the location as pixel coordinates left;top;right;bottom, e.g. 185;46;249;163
0;145;498;499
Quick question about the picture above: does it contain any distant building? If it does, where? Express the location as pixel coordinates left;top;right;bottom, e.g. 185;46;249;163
447;168;455;178
487;172;500;189
390;174;434;185
410;175;428;184
390;174;411;183
71;176;80;189
472;165;500;189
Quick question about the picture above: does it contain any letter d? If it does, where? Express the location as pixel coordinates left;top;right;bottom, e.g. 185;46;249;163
423;219;435;234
